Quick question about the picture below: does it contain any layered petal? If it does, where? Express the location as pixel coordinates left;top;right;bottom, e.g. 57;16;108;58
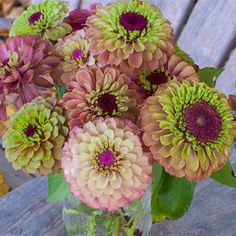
62;118;152;211
141;79;235;181
2;97;69;175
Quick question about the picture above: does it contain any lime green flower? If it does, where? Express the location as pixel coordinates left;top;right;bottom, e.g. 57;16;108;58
141;79;236;181
3;97;68;175
10;0;71;41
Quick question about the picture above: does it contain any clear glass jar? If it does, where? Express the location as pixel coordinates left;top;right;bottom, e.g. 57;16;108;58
62;186;152;236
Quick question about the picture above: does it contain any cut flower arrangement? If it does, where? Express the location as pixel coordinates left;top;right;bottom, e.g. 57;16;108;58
0;0;236;235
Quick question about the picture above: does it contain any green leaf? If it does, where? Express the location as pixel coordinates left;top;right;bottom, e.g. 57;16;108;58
198;67;224;87
56;83;68;98
47;173;71;202
151;162;196;222
211;160;236;188
175;45;198;70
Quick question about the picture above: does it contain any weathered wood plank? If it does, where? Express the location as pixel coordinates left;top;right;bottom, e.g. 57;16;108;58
0;176;66;236
80;0;115;8
178;0;236;68
152;0;195;37
31;0;80;10
216;49;236;96
0;18;12;28
80;0;195;34
1;162;236;236
0;147;33;189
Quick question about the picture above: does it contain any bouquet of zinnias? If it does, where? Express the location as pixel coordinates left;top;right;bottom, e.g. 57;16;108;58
1;0;236;235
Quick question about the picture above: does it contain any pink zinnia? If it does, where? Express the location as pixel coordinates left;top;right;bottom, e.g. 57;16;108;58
62;118;152;211
63;4;99;31
0;36;60;120
63;66;142;128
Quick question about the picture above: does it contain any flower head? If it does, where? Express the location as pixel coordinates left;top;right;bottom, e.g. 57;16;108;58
63;4;98;31
138;52;199;96
55;29;95;83
63;66;141;128
87;0;174;74
141;79;236;181
9;0;70;40
0;36;60;119
62;118;152;211
2;97;68;175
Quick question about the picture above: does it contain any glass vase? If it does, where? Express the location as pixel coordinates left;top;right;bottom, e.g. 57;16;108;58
62;187;152;236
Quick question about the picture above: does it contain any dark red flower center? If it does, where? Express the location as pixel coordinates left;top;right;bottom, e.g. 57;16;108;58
2;58;9;66
97;93;118;115
24;124;37;137
99;150;115;166
146;71;169;86
184;100;222;142
28;12;43;25
72;49;84;60
119;12;148;31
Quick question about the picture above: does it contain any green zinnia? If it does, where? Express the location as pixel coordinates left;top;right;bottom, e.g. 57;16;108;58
141;79;236;181
2;97;68;175
9;0;71;41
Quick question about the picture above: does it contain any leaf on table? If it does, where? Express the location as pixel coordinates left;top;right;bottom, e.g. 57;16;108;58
198;67;224;88
211;160;236;188
47;172;71;202
151;162;196;222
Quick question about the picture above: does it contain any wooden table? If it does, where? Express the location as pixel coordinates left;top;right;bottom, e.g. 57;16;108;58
0;0;236;235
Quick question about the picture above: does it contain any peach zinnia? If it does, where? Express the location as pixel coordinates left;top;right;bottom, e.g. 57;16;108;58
62;118;152;211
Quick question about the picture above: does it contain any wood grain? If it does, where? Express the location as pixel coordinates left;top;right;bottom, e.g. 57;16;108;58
0;176;67;236
216;49;236;96
80;0;195;34
0;18;12;28
0;156;236;236
178;0;236;68
152;0;195;37
0;147;32;189
31;0;80;10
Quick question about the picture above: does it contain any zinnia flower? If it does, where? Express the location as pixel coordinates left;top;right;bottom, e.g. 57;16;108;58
55;29;95;83
138;52;199;96
87;0;174;74
0;171;9;197
63;66;141;128
63;3;99;31
9;0;71;41
62;118;152;211
141;79;236;181
0;36;60;119
2;97;69;175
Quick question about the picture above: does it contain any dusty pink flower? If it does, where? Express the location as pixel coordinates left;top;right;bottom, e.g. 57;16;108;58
55;29;95;83
63;4;99;31
63;66;142;128
0;36;60;120
62;118;152;211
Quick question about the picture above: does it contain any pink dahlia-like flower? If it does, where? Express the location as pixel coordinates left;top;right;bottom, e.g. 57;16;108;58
0;36;60;119
55;29;95;83
63;66;141;128
62;118;152;211
87;0;174;75
137;53;199;96
63;4;99;31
